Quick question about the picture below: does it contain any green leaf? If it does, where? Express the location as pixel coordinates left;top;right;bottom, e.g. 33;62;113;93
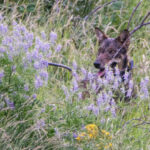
27;4;35;13
17;6;25;13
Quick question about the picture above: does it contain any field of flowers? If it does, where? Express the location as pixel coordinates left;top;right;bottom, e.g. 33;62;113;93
0;0;150;149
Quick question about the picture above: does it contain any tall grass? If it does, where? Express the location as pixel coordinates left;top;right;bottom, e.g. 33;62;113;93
0;0;150;149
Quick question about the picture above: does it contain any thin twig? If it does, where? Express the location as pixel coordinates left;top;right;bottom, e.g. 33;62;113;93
127;0;142;29
48;62;72;72
130;21;150;35
130;11;150;35
84;0;118;20
122;118;141;128
114;20;150;58
141;12;150;24
133;121;150;127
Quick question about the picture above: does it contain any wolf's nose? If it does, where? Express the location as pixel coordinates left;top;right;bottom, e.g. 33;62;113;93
94;62;100;68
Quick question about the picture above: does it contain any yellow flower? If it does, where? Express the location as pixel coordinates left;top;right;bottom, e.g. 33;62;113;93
101;129;107;134
105;132;110;136
75;132;86;141
104;145;109;149
85;124;98;133
96;144;101;149
109;143;112;147
79;132;86;137
104;143;113;149
88;133;95;139
101;130;111;138
76;136;81;141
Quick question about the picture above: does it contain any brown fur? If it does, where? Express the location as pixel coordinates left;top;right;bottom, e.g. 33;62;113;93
94;28;130;78
80;28;135;101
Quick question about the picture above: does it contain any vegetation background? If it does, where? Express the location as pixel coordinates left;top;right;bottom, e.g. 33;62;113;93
0;0;150;149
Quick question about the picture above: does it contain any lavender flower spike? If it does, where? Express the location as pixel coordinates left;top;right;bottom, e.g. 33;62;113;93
50;31;57;43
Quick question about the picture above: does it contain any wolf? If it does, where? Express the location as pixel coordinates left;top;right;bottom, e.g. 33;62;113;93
94;28;132;80
79;28;134;101
91;28;135;101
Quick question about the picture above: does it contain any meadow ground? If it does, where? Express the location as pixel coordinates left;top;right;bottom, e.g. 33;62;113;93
0;0;150;149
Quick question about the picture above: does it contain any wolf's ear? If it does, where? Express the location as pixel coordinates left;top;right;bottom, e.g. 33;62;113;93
95;27;107;43
116;29;130;47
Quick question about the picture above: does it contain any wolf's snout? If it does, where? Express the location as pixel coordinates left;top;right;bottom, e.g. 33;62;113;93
94;61;100;68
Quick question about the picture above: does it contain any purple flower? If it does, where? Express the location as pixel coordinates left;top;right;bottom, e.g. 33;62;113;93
113;79;119;90
72;71;78;81
88;72;93;80
36;119;45;129
101;118;105;124
49;104;56;110
24;84;29;91
73;133;78;138
120;87;125;94
39;60;48;68
5;98;15;110
140;77;149;99
103;92;111;102
0;47;5;53
110;99;116;106
20;25;26;32
93;106;99;116
102;79;109;86
34;62;40;69
105;105;110;112
72;79;78;92
41;31;46;40
97;78;103;85
11;65;16;72
23;43;30;51
144;76;149;85
50;31;57;43
92;82;96;91
87;104;94;111
62;86;69;99
126;88;132;97
111;108;116;117
34;76;43;89
115;67;120;76
0;15;3;21
108;90;113;97
12;21;17;26
78;92;82;100
24;95;30;99
41;108;45;113
97;94;103;106
24;32;34;43
47;51;52;58
129;80;134;89
39;42;50;52
54;128;60;138
2;36;13;46
39;70;48;81
81;68;87;78
0;24;8;35
55;44;62;52
73;60;77;71
105;67;114;82
0;71;4;80
124;72;130;83
32;94;37;99
13;28;21;38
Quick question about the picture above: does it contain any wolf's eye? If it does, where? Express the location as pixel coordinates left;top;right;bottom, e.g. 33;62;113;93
110;62;117;68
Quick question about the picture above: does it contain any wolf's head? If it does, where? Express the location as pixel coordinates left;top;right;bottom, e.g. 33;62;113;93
94;27;130;77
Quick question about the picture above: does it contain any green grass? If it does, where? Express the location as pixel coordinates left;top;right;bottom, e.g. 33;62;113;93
0;0;150;149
